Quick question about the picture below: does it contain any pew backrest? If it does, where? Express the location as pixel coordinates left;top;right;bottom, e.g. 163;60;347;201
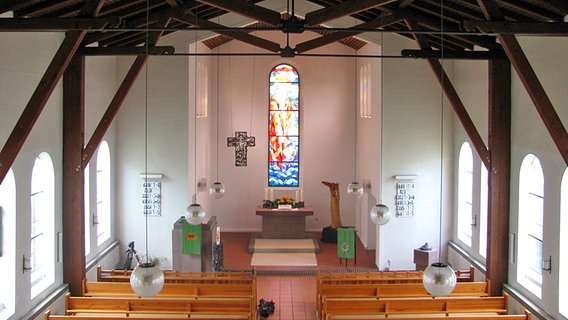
321;294;509;320
65;293;254;319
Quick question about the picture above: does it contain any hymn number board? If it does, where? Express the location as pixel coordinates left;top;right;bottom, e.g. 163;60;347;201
142;180;161;216
396;182;415;217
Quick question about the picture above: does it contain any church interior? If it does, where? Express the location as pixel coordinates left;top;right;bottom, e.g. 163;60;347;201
1;0;567;319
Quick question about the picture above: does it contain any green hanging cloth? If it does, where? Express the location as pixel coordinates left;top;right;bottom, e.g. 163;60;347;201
337;227;355;259
182;219;201;254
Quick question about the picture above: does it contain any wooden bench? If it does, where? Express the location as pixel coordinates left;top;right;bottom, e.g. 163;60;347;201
316;266;474;285
316;281;490;317
325;311;532;320
64;293;255;319
45;309;247;319
97;265;255;284
82;279;255;298
322;294;510;320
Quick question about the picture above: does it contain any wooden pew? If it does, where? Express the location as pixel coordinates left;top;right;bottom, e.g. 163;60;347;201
316;281;490;317
97;265;255;284
322;294;510;320
82;279;255;298
325;310;532;320
64;293;255;319
45;309;247;319
316;266;474;285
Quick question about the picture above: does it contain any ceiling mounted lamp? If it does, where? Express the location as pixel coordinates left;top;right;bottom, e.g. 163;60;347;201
130;0;164;298
347;181;364;197
209;181;225;199
130;262;165;297
186;203;206;225
370;203;391;225
423;262;457;296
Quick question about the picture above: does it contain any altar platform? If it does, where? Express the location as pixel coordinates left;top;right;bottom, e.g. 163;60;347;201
249;206;320;254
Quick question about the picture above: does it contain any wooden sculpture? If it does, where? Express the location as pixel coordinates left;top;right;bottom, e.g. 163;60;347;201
322;181;342;228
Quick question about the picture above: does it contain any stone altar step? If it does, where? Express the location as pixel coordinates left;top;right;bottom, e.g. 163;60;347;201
248;237;320;254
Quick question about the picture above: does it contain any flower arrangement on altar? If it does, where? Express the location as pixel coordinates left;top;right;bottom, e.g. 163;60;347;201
276;194;294;206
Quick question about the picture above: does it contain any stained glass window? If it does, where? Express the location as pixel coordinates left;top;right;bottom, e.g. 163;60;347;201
268;64;299;187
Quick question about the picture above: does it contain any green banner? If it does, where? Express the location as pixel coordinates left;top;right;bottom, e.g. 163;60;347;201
182;219;201;255
337;227;355;259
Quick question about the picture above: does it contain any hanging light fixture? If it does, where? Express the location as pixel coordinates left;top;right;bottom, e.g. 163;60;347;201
130;0;164;297
423;262;457;296
187;9;206;224
209;38;225;199
370;203;391;225
369;24;390;227
422;0;456;297
348;50;363;198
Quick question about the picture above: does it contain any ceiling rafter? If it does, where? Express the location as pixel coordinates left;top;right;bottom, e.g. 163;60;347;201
304;0;397;26
197;0;282;26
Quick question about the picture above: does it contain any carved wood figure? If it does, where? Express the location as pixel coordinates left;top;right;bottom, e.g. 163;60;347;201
322;181;342;228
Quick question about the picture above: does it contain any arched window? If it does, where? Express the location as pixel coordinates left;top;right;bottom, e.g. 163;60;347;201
268;64;300;187
84;164;90;256
96;141;111;245
517;154;544;298
479;163;489;258
0;169;16;319
457;142;473;247
30;152;55;298
559;168;568;317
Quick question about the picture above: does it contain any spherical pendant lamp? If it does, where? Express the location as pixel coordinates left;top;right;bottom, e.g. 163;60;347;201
422;262;457;297
186;203;206;225
347;181;364;198
370;204;391;225
209;181;225;198
130;262;165;297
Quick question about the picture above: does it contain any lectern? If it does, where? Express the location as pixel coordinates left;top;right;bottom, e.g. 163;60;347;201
172;216;217;271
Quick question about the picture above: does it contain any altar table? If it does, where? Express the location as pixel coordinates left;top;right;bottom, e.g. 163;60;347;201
256;206;314;239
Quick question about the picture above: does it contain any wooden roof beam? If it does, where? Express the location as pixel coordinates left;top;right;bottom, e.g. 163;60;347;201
405;18;490;168
305;0;397;26
172;11;281;52
0;17;120;31
82;18;170;168
477;0;568;165
198;0;281;26
463;20;568;36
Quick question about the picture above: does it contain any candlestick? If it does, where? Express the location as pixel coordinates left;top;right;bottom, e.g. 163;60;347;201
295;190;299;202
270;189;274;201
300;189;304;202
264;188;269;200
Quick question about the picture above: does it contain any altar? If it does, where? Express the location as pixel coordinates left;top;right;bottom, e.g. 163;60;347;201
256;206;314;239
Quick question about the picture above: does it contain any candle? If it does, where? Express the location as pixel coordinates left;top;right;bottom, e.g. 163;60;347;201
216;226;221;244
295;190;299;202
270;189;274;201
264;188;269;200
300;189;304;202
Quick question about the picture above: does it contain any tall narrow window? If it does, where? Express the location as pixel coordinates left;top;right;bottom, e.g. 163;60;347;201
84;164;90;256
457;142;473;247
268;64;300;187
517;154;544;298
0;169;16;319
30;152;55;298
96;141;111;245
479;164;489;258
559;168;568;317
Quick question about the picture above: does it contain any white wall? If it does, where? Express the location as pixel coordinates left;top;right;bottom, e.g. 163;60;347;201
377;33;454;270
0;30;118;319
451;37;568;319
114;31;190;270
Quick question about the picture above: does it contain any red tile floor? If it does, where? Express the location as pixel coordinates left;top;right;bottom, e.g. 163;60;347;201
221;232;377;320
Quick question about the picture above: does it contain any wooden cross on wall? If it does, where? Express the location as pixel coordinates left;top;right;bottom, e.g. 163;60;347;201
227;131;255;166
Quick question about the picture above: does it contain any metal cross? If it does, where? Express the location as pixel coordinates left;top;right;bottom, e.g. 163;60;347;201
227;131;255;166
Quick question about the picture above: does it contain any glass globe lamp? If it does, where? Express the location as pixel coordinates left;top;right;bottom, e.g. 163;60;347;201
130;262;165;297
186;203;206;225
370;204;391;225
209;181;225;199
347;181;364;198
423;262;457;296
